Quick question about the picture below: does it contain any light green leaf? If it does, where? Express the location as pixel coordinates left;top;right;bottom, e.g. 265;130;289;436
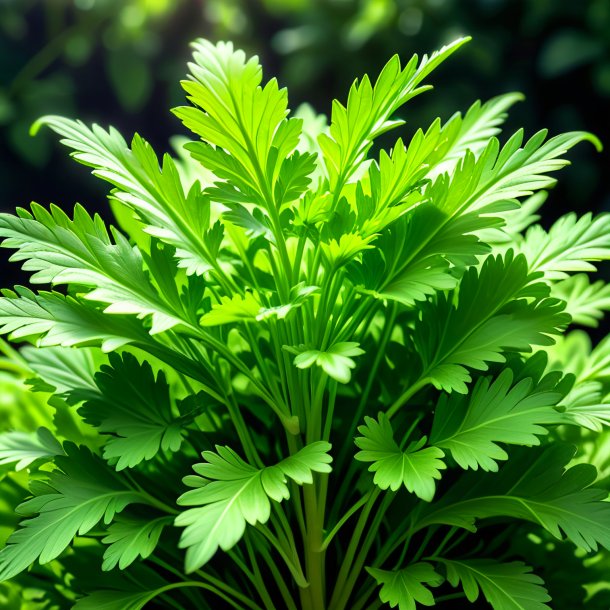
0;427;64;471
102;516;171;571
430;130;600;220
33;116;221;277
176;39;308;211
426;92;524;179
175;442;332;571
439;559;551;610
201;285;318;326
291;342;365;383
0;443;146;582
558;381;610;432
355;413;445;501
72;352;184;471
520;212;610;281
418;444;610;552
552;274;610;327
413;252;569;393
0;287;147;352
200;292;262;326
320;37;470;189
430;363;565;471
367;562;444;609
21;345;102;399
0;204;184;334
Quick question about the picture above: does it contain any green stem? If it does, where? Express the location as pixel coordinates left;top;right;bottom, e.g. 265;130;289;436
244;533;276;610
385;377;430;419
328;488;381;610
302;481;326;610
322;492;371;550
256;542;299;610
331;492;394;610
336;303;397;471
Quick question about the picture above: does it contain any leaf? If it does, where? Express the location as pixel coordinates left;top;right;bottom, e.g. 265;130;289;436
200;292;262;326
417;444;610;552
320;37;470;188
552;274;610;327
21;345;102;399
0;427;64;471
102;516;171;571
520;213;610;281
72;352;184;471
0;443;146;582
429;364;565;471
558;381;610;432
426;92;524;179
201;286;318;327
439;559;551;610
413;252;569;393
176;40;306;210
175;442;332;571
33;117;221;277
0;204;185;335
291;342;365;384
367;562;444;609
0;287;147;352
355;414;446;501
429;130;601;220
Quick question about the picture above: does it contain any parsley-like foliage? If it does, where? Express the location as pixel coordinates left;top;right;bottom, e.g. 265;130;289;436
0;36;608;610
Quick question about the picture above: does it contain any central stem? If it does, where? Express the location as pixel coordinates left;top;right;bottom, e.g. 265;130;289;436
302;481;326;610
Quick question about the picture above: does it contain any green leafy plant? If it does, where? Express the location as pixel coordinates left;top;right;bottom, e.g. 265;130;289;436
0;36;609;609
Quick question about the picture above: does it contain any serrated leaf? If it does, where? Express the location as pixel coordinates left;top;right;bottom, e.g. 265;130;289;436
175;442;332;571
22;345;101;399
291;342;365;384
102;516;170;571
0;204;184;334
413;252;569;393
0;427;64;471
355;414;445;501
426;92;524;179
417;444;610;552
430;365;565;471
439;559;551;610
559;381;610;432
320;37;470;189
552;274;610;327
175;40;307;211
0;443;146;582
71;352;184;471
521;213;610;281
367;562;444;609
33;117;221;278
0;287;147;352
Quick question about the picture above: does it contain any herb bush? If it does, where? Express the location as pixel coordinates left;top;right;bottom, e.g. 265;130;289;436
0;36;609;609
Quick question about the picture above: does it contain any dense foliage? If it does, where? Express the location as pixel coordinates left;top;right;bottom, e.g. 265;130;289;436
1;37;610;609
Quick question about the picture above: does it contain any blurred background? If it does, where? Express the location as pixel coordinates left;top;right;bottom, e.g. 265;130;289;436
1;0;609;288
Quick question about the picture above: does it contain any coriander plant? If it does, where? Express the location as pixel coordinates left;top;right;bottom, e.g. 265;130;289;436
0;37;610;610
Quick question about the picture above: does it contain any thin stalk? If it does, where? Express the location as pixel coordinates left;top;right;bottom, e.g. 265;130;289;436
254;524;308;588
302;481;326;610
244;533;276;610
385;377;430;419
336;303;397;471
257;542;300;610
328;488;381;609
322;492;371;550
331;492;395;610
